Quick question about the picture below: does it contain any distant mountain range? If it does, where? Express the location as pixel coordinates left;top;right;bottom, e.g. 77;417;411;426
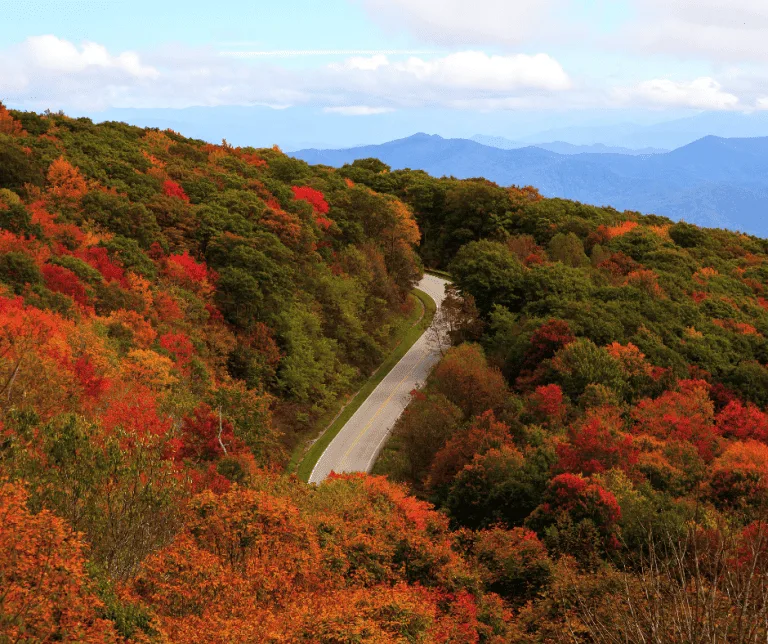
504;111;768;150
82;105;768;153
470;135;668;156
294;133;768;237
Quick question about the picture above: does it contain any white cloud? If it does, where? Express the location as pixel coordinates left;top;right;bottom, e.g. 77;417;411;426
315;51;572;114
393;51;570;92
357;0;768;64
1;37;307;111
359;0;564;47
1;36;574;112
23;35;158;78
320;51;571;110
622;0;768;62
613;77;741;110
323;106;395;115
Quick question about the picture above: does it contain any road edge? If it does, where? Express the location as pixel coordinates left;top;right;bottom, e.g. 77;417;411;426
296;287;437;482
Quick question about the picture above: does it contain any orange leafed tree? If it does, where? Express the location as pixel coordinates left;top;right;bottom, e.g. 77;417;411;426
605;220;639;239
0;103;25;136
130;486;324;641
605;342;653;379
46;156;88;206
428;410;513;489
386;198;421;247
432;344;508;418
0;479;119;642
508;184;543;203
709;440;768;509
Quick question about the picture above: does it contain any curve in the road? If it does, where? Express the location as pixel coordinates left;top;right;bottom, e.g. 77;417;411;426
309;274;449;484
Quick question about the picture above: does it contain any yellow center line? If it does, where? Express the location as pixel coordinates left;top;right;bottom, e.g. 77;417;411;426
336;344;432;472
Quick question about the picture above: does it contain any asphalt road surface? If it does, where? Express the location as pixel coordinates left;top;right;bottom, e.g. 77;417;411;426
309;274;449;484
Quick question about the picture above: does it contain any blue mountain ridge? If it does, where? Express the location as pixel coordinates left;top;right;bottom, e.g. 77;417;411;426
294;133;768;237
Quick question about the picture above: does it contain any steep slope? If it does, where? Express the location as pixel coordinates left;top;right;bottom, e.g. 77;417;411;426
0;105;526;642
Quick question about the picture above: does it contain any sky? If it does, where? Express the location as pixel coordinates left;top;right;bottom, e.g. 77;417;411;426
3;0;768;148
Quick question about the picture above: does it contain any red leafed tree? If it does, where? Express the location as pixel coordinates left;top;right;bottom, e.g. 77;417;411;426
556;407;637;476
542;473;620;524
159;332;195;370
292;185;329;214
528;473;622;552
292;185;334;231
73;354;110;400
632;379;719;461
163;179;190;202
526;383;567;425
164;251;215;295
0;479;119;643
716;400;768;443
76;246;126;285
174;404;247;462
428;410;512;489
42;263;89;306
517;319;576;389
100;387;172;441
523;320;576;371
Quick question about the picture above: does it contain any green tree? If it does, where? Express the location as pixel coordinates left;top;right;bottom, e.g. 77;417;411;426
548;232;589;267
450;240;523;317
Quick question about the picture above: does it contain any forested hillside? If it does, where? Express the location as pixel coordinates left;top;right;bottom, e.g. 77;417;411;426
5;104;768;642
0;106;522;642
347;159;768;640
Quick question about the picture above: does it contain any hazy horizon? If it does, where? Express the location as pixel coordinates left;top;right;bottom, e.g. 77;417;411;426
5;0;768;152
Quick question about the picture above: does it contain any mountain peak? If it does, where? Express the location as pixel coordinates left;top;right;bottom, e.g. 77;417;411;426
407;132;444;141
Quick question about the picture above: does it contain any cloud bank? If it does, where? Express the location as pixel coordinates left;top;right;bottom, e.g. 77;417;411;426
1;29;766;115
0;36;571;112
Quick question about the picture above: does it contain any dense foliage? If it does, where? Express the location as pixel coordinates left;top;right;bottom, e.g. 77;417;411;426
359;159;768;640
5;106;768;641
0;107;523;642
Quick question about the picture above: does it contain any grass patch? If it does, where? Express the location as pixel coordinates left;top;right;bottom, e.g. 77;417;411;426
293;288;437;482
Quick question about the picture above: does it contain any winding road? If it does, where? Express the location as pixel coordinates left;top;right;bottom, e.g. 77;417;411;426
309;274;449;484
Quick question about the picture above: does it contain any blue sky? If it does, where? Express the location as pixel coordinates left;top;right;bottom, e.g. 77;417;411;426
3;0;768;147
1;0;400;51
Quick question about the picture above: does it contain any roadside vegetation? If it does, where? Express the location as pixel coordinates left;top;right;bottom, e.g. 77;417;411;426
4;105;768;641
